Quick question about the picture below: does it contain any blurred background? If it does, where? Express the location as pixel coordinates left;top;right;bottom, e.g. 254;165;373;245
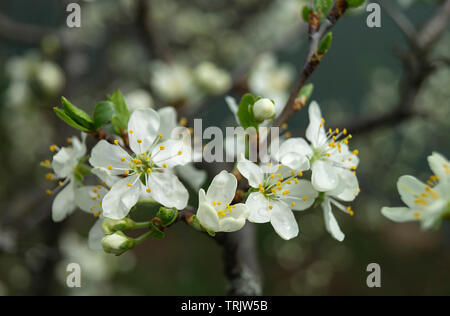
0;0;449;296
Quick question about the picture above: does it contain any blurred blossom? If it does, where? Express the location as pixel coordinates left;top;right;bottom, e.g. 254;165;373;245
194;62;232;95
56;232;136;295
35;62;65;96
150;62;197;104
5;56;36;82
5;82;32;108
125;89;154;112
248;53;295;116
0;228;17;253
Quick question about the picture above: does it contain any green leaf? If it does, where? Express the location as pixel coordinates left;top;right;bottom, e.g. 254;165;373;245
53;107;92;132
302;6;311;22
93;101;116;130
314;0;333;14
237;93;258;129
347;0;366;8
61;97;94;130
109;90;130;133
318;32;333;54
298;83;314;100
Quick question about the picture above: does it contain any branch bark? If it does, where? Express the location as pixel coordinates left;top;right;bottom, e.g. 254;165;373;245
215;224;262;296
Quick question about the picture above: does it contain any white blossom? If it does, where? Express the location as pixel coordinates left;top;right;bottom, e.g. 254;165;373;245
279;101;360;193
89;108;190;220
196;171;249;233
49;134;87;222
382;152;450;229
237;154;317;240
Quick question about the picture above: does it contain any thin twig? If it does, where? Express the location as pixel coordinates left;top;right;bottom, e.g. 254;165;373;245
274;0;349;128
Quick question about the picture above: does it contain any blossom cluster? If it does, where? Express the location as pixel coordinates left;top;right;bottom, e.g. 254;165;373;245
43;90;362;255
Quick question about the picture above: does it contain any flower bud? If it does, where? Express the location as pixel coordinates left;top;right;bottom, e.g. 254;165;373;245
102;218;136;235
101;232;135;256
253;98;276;122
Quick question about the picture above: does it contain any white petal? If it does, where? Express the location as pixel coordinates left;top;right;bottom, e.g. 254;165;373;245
237;154;264;188
328;169;359;202
91;167;120;187
276;138;313;161
279;152;311;172
206;171;237;205
246;192;271;223
52;181;76;222
397;175;427;209
146;172;189;209
227;203;250;220
305;101;327;147
381;207;420;223
102;175;141;220
88;219;104;250
270;201;299;240
311;160;339;192
196;189;220;232
128;108;160;154
52;147;78;178
89;140;132;176
74;186;108;214
176;163;207;191
157;107;177;140
281;180;318;211
152;139;191;168
322;199;345;242
71;133;87;158
428;152;449;182
218;217;246;232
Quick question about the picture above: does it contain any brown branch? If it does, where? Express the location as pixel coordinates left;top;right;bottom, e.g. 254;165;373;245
416;0;450;50
215;224;262;296
274;0;349;128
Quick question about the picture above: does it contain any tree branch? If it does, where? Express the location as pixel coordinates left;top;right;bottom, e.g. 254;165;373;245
274;0;349;128
215;224;262;296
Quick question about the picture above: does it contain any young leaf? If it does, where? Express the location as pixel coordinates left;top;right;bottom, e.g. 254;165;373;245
302;6;311;22
237;93;258;129
298;83;314;100
109;90;130;133
61;97;94;130
347;0;366;8
93;101;116;130
53;107;92;132
314;0;333;14
318;32;333;54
